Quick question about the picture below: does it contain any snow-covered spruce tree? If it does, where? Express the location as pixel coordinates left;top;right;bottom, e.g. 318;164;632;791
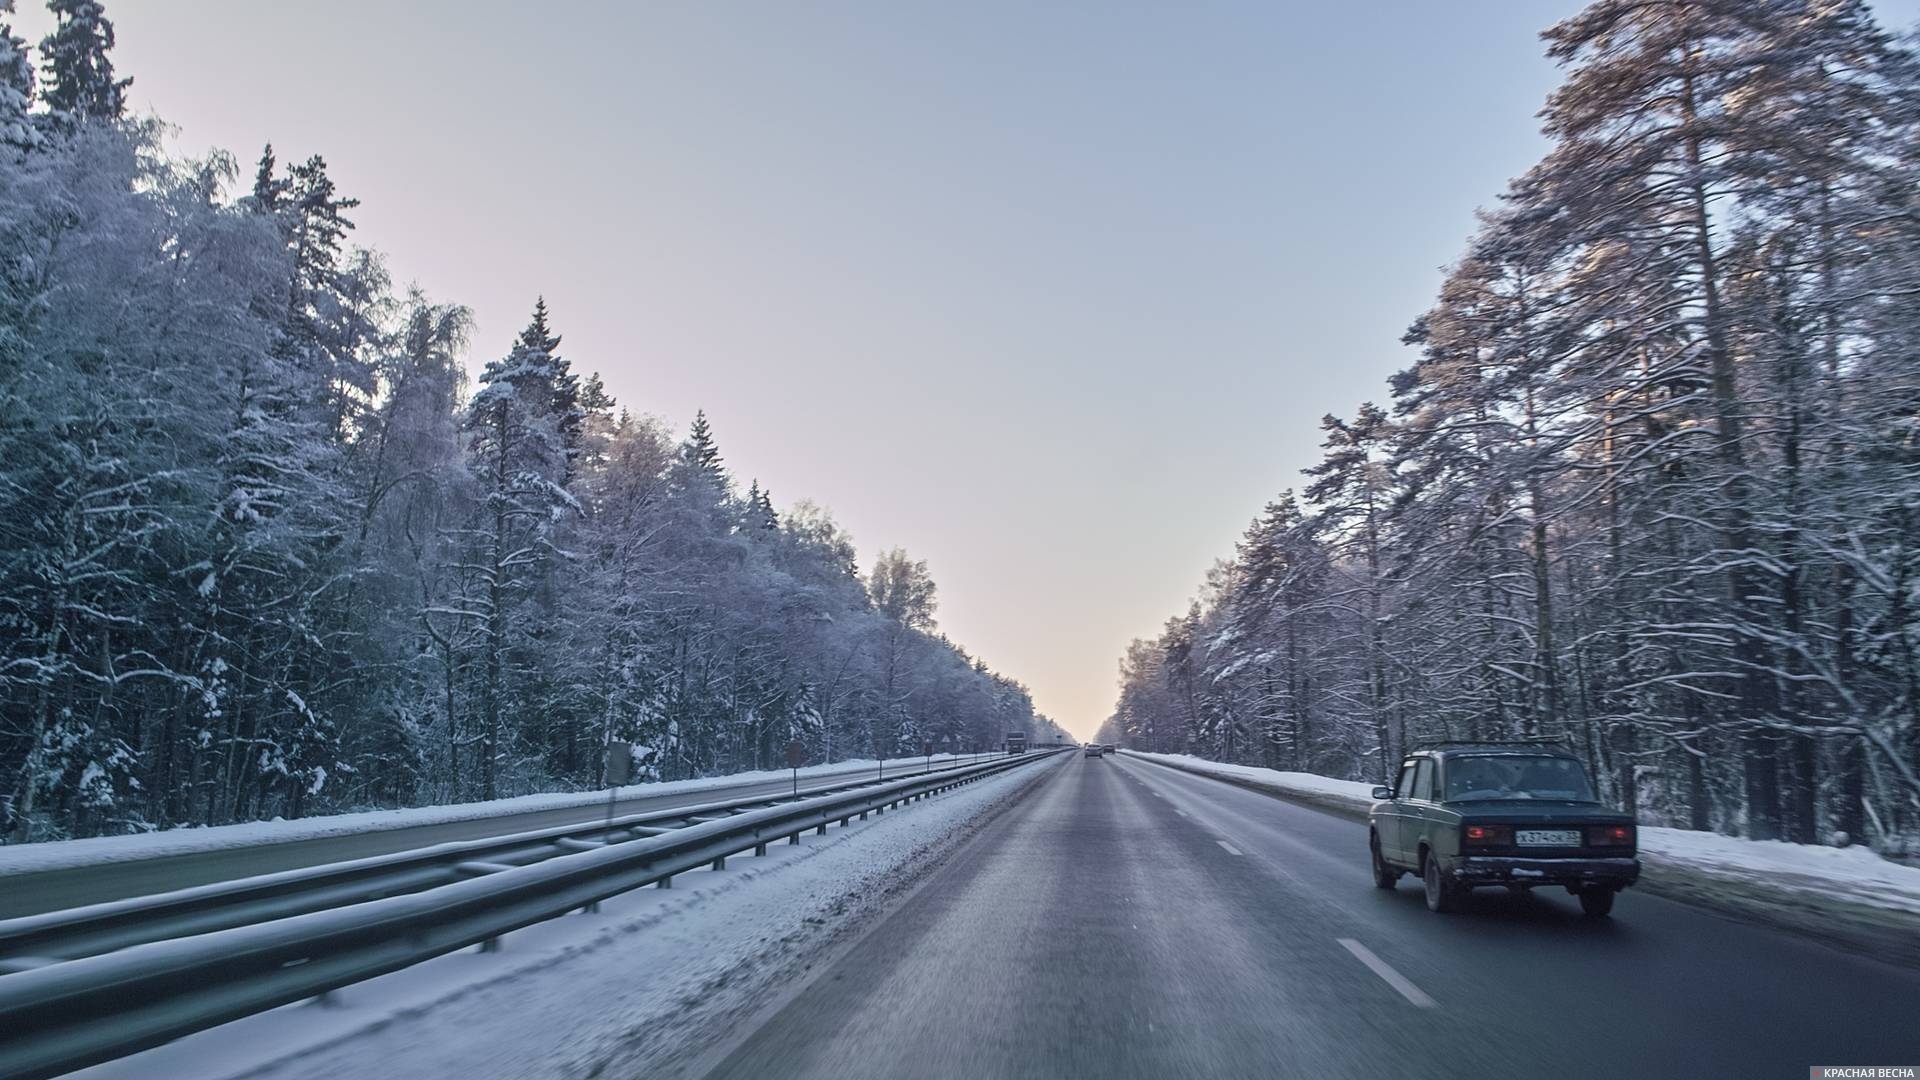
455;299;582;801
37;0;126;123
0;2;37;150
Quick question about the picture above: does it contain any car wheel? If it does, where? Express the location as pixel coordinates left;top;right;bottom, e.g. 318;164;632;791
1578;887;1616;918
1370;835;1398;889
1422;850;1459;913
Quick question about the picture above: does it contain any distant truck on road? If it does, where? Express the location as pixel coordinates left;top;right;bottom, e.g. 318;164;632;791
1004;732;1028;754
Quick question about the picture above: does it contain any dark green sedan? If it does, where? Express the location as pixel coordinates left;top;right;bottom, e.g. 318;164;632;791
1367;744;1639;917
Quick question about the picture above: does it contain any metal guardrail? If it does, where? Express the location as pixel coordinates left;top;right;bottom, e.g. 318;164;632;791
0;754;1008;969
0;748;1065;1080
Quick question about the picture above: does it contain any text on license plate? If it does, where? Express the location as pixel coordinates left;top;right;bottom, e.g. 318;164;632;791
1515;829;1581;847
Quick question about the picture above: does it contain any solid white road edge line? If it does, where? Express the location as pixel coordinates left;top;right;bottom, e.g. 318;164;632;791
1337;937;1437;1009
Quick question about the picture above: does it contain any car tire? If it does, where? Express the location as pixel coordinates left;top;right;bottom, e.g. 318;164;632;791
1578;887;1616;918
1370;835;1398;889
1422;849;1459;913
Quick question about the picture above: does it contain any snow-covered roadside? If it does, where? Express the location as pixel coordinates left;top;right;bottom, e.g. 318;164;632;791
0;753;981;875
1122;753;1379;819
71;752;1067;1080
1123;750;1920;963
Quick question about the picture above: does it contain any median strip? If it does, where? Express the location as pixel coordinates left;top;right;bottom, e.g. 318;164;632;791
0;751;1070;1080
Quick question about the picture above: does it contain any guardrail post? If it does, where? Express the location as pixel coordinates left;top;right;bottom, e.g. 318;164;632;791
789;832;801;845
711;855;727;870
479;936;500;953
754;842;768;856
658;875;673;889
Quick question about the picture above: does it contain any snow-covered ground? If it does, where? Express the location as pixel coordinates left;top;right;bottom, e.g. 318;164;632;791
1124;750;1920;952
0;753;984;876
70;752;1067;1080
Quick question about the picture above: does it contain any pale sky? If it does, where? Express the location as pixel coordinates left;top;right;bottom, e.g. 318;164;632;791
23;1;1918;738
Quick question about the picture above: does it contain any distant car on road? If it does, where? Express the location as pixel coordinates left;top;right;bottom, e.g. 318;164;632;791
1084;743;1104;757
1367;743;1638;917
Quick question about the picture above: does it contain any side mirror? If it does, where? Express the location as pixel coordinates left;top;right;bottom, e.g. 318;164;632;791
1371;786;1394;800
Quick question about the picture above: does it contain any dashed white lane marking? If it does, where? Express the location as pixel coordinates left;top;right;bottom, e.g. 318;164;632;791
1216;839;1244;856
1338;938;1437;1008
1176;810;1190;818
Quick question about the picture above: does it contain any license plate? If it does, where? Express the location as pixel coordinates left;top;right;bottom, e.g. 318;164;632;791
1515;829;1581;847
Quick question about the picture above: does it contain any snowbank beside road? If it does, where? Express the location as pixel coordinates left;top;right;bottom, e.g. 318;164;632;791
0;753;980;875
74;751;1067;1080
1122;753;1377;811
1123;750;1920;961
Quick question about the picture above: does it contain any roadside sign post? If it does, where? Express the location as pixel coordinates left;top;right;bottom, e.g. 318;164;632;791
786;739;808;797
605;740;633;832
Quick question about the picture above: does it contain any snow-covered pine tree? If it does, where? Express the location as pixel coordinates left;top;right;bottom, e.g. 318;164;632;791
1303;403;1398;779
1113;0;1920;854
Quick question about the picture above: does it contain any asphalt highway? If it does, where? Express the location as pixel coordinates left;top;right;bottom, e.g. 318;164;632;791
0;757;987;920
703;751;1920;1080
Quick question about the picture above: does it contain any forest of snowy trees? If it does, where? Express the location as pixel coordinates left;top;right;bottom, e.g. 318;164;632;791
1103;0;1920;853
0;1;1055;843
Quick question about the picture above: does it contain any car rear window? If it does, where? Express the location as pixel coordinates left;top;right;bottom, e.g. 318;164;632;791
1443;755;1595;802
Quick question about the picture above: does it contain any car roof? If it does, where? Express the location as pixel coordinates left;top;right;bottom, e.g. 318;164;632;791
1416;747;1580;760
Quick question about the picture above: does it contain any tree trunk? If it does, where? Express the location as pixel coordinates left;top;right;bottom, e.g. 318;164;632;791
1681;65;1779;840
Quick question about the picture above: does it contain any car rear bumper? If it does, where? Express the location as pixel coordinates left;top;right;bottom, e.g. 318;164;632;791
1450;855;1639;889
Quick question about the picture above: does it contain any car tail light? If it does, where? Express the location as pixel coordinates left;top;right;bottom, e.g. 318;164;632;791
1586;824;1635;847
1463;824;1512;849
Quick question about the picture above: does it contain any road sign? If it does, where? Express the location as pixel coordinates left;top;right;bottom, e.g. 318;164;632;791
604;741;633;831
922;740;933;757
787;739;807;797
605;741;633;786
